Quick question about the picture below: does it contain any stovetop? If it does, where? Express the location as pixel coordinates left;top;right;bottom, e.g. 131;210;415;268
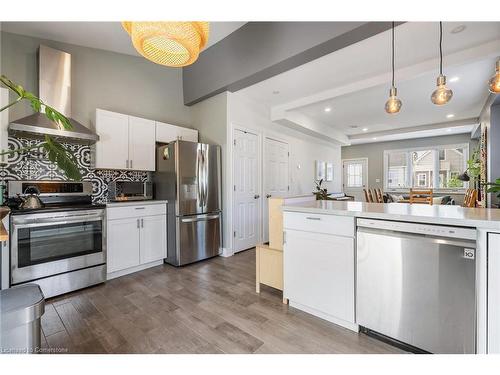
7;203;106;215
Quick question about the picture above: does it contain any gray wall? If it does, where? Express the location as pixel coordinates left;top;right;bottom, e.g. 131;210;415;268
341;133;478;200
1;31;192;129
182;22;396;105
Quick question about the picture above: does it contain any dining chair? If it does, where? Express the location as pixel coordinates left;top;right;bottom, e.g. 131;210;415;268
363;189;370;202
409;188;433;205
367;189;375;203
375;188;384;203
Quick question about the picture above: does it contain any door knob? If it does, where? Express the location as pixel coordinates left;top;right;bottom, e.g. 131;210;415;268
266;194;272;198
254;194;260;199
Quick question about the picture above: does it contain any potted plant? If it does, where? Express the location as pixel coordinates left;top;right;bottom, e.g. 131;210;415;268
313;179;330;200
0;75;81;180
485;178;500;207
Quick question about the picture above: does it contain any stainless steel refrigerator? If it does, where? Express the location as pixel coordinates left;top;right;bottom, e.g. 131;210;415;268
154;141;222;266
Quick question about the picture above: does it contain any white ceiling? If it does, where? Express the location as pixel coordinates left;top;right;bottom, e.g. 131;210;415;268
239;22;500;144
1;21;246;56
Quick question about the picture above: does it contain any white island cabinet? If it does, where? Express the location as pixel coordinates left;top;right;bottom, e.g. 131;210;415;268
488;232;500;353
283;211;357;331
106;201;167;279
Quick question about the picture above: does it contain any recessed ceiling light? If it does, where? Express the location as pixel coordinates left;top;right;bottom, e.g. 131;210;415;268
272;90;280;95
362;128;368;132
324;107;332;113
449;76;459;83
372;137;377;140
451;25;466;34
446;114;455;118
447;128;452;132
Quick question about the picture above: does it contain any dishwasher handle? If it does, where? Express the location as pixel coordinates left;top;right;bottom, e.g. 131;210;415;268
357;226;476;249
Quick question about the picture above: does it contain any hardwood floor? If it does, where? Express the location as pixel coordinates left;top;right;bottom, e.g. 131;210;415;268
40;249;404;354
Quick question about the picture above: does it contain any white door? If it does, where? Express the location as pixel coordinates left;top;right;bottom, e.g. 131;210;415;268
233;129;260;252
140;215;167;264
342;159;368;201
107;218;141;273
263;138;289;243
95;109;129;170
128;115;156;171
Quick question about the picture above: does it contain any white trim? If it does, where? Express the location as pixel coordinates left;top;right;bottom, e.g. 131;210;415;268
288;301;359;332
229;123;263;254
383;143;470;192
220;247;234;258
106;260;163;280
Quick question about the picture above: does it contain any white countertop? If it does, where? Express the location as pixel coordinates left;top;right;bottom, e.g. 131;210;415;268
282;200;500;230
106;200;167;208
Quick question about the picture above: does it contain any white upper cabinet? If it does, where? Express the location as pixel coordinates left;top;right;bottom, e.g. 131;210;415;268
156;121;198;143
95;109;130;170
128;115;156;171
95;109;197;171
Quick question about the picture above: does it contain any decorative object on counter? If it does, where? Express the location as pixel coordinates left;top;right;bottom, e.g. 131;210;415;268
315;160;326;180
326;162;334;181
385;21;402;114
0;137;149;203
313;179;330;200
0;75;81;180
122;22;209;67
458;146;483;203
430;22;453;105
489;59;500;94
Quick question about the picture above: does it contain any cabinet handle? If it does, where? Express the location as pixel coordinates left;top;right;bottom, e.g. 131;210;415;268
266;194;272;198
137;219;140;228
141;218;144;228
306;217;321;221
135;207;145;210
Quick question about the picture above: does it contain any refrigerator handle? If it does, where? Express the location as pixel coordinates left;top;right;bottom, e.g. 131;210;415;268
197;146;203;208
203;145;209;210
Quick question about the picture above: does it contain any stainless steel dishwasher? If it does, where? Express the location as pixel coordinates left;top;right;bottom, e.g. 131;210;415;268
356;218;477;354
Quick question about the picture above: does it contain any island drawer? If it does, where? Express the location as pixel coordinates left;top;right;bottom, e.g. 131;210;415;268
283;212;355;237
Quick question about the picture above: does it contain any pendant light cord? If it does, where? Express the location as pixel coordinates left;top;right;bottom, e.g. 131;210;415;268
391;21;395;87
439;21;443;75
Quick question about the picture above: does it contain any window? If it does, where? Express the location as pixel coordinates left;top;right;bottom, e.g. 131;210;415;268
384;144;468;191
346;163;363;188
417;173;427;187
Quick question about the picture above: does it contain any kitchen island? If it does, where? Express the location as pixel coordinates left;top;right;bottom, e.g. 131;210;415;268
281;200;500;354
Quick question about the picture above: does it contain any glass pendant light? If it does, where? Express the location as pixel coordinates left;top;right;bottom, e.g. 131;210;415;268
385;22;402;114
489;60;500;94
431;22;453;105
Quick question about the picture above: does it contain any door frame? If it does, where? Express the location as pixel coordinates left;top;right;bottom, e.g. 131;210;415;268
342;157;369;195
228;123;263;255
262;136;290;243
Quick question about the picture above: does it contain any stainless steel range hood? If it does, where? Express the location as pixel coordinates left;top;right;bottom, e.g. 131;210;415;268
8;45;99;144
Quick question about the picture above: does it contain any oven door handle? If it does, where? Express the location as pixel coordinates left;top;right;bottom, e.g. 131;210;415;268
13;217;103;229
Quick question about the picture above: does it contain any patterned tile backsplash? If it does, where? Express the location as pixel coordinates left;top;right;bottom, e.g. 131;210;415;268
0;137;151;203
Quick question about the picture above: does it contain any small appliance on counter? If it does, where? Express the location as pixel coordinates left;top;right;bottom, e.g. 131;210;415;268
108;181;153;202
6;180;106;298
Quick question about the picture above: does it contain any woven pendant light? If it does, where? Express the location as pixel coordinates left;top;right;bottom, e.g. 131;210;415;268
122;22;209;67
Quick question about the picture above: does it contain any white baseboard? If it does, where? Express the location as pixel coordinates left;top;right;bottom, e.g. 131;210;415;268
289;301;359;332
107;260;164;280
220;247;234;257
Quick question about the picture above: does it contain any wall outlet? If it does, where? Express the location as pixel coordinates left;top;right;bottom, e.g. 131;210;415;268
375;178;381;183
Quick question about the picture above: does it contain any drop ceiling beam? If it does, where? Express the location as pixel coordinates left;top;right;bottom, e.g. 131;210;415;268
183;21;400;106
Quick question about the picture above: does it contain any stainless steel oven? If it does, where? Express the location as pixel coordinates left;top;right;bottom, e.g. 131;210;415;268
7;181;106;298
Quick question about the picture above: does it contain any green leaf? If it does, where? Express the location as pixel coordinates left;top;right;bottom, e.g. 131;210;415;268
41;135;82;181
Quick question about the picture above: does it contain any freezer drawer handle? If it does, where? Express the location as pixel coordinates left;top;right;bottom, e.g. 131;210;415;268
306;217;321;221
181;215;220;223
